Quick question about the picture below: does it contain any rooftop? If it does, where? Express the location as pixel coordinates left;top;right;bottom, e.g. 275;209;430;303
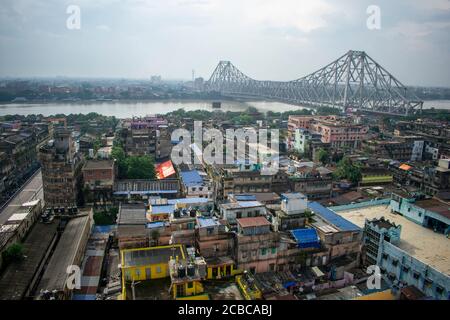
121;245;185;268
414;199;450;220
290;228;321;249
369;217;398;230
308;202;361;232
197;217;220;228
179;170;204;187
335;205;450;275
220;200;265;210
237;216;271;228
167;197;211;205
281;192;307;200
83;159;114;170
0;221;59;300
37;214;91;292
117;203;147;225
149;204;174;215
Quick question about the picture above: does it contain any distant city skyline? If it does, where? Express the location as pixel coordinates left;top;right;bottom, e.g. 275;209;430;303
0;0;449;86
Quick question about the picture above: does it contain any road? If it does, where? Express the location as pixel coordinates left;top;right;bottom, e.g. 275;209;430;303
0;170;44;225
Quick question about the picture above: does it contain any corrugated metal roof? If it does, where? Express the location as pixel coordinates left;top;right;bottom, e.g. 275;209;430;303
236;201;264;208
168;197;210;205
180;170;204;187
150;204;174;214
233;194;257;201
146;221;167;229
308;202;361;232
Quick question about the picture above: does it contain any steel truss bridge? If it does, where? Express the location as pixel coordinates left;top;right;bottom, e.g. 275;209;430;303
206;50;423;116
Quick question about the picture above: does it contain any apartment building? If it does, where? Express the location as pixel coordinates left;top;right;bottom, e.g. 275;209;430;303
38;129;84;207
288;115;368;149
235;216;279;274
119;115;171;160
82;159;116;204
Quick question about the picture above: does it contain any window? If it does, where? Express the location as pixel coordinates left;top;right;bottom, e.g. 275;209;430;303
187;282;194;289
271;248;276;254
156;266;162;273
413;272;420;280
436;286;444;295
261;248;267;256
135;269;141;278
236;212;242;219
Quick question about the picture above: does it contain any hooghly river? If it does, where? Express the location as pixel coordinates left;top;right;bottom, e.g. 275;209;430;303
0;99;448;118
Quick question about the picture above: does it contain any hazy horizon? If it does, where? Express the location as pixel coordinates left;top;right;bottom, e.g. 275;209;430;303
1;0;450;87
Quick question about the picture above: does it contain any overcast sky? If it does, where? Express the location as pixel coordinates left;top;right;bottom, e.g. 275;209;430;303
0;0;449;86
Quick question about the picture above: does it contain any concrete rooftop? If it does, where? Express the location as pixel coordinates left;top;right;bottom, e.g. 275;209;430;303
335;205;450;275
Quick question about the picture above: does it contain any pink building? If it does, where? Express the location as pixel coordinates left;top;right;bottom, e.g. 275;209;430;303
288;115;368;149
235;217;279;273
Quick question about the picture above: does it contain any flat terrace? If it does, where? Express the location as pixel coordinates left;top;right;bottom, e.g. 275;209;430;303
335;205;450;275
0;170;43;225
0;221;59;300
37;214;91;293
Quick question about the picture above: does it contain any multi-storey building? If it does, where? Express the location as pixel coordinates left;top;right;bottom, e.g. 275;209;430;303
196;217;235;279
234;216;279;274
209;163;290;200
288;115;368;149
219;200;267;225
307;202;363;269
363;217;401;265
120;115;171;160
288;166;333;200
38;129;84;207
390;159;450;196
82;159;116;205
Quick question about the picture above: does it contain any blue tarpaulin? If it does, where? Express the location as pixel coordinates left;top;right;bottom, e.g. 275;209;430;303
283;281;296;288
290;228;321;249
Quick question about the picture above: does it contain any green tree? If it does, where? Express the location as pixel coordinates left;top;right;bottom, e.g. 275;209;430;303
317;148;330;164
2;243;24;266
111;145;127;178
125;155;156;179
333;157;362;184
93;138;102;154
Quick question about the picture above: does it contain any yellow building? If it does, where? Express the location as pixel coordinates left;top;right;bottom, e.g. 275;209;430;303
236;273;262;300
169;255;209;300
121;244;209;300
121;244;185;282
361;171;393;185
205;256;239;280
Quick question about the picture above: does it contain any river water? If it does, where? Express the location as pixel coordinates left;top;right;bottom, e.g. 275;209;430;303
0;99;448;118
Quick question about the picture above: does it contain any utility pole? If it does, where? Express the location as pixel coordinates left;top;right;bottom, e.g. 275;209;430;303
131;280;141;300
